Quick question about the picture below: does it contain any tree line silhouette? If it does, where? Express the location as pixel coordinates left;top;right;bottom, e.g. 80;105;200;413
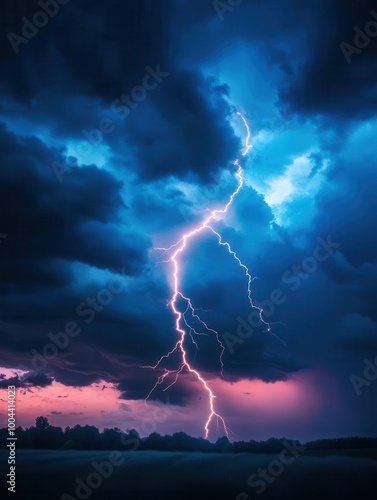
2;417;376;452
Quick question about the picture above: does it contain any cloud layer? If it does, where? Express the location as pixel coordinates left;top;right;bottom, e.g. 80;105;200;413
0;0;376;439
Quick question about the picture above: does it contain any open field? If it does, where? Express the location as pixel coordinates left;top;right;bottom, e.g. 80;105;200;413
1;449;376;500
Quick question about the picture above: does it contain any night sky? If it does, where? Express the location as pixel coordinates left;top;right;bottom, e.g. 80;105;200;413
0;0;377;442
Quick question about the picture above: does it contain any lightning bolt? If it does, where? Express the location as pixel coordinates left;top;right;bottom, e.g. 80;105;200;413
144;111;279;440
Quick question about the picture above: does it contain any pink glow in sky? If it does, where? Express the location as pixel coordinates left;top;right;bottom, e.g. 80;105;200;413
0;368;325;441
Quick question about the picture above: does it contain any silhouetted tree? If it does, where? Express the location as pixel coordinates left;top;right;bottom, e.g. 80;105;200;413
1;418;376;452
35;416;49;431
102;427;123;449
143;432;168;451
215;436;231;452
65;424;100;449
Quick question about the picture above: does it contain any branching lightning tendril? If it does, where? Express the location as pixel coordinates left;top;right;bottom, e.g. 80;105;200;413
144;111;281;439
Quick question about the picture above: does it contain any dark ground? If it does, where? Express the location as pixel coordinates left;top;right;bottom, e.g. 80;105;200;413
1;449;376;500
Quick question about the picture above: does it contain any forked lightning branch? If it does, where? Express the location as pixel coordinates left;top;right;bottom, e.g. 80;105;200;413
144;111;279;439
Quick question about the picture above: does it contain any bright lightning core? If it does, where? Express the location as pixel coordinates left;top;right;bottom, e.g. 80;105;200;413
144;112;275;440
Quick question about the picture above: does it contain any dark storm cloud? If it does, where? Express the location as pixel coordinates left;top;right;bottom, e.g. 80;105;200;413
0;0;171;101
310;158;377;269
117;367;197;406
0;123;148;292
120;71;240;181
226;153;377;386
0;371;53;388
176;0;377;121
0;0;239;181
277;0;377;120
0;0;376;435
0;269;179;390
